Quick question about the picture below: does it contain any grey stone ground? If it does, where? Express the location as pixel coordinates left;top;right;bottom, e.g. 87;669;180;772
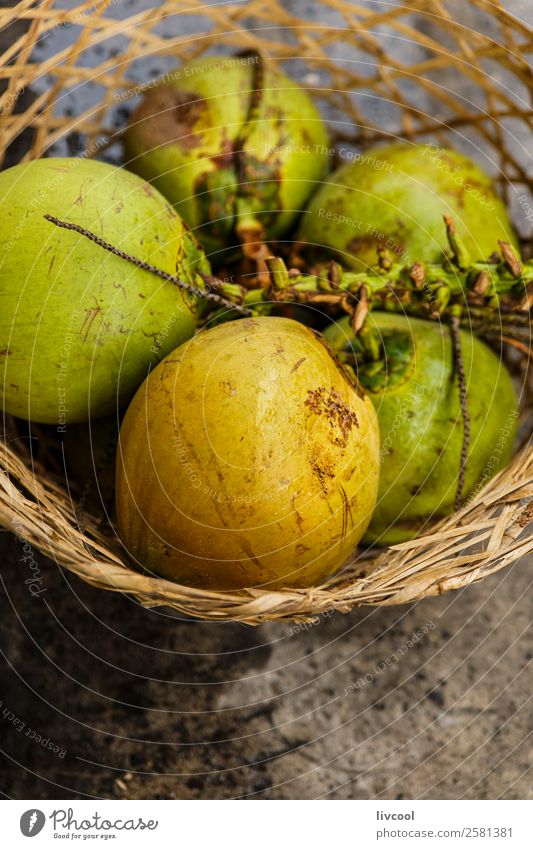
0;533;531;799
0;0;532;800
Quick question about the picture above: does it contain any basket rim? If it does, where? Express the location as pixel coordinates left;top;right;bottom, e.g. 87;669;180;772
1;429;533;624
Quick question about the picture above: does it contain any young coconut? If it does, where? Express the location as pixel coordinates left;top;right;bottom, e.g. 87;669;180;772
124;54;329;259
298;143;518;270
0;157;211;424
116;317;380;590
324;313;518;545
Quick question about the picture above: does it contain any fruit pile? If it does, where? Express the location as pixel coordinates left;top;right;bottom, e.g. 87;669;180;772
1;54;529;592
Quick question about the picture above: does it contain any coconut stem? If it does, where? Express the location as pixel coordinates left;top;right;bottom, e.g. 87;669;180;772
234;49;266;153
43;214;252;316
44;213;533;347
245;249;533;345
450;314;471;510
444;214;470;269
232;50;273;280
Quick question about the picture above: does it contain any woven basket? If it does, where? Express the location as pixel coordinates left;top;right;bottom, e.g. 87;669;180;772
1;0;533;624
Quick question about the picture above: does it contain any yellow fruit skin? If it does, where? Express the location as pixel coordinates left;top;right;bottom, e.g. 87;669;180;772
116;317;380;590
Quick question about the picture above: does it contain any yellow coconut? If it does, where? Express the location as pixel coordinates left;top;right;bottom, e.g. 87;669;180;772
116;317;380;590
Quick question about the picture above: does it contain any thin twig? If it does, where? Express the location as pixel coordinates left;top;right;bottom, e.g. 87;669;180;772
450;315;471;511
43;214;251;316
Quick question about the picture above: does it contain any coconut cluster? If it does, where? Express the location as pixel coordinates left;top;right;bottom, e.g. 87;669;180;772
0;55;521;590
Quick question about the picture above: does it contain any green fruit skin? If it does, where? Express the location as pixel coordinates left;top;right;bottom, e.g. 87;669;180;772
0;158;210;424
299;143;518;269
324;313;518;545
116;317;380;590
124;55;329;256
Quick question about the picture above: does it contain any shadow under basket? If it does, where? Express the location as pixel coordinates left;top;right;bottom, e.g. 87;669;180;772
1;0;533;624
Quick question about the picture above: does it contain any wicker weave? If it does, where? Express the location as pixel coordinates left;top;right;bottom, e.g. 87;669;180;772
0;0;532;623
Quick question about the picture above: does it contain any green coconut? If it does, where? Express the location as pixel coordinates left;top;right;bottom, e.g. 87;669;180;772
324;313;518;544
116;316;380;590
298;143;518;270
124;54;330;257
0;157;210;424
